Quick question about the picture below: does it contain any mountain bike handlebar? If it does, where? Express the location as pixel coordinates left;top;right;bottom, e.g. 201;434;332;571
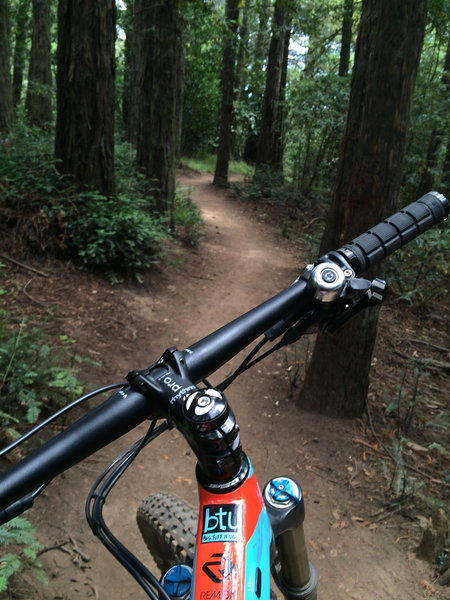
0;191;447;517
336;191;448;273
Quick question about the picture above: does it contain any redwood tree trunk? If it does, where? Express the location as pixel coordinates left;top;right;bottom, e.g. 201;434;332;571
255;0;292;176
0;0;13;134
55;0;116;196
122;0;140;144
136;0;184;228
296;0;427;418
26;0;52;127
338;0;353;76
417;37;450;197
213;0;239;186
12;0;30;109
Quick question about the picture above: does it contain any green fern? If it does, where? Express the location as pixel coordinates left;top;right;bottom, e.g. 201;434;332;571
0;518;45;592
0;321;85;441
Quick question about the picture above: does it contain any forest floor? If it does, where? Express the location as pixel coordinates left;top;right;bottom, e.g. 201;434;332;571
1;171;449;600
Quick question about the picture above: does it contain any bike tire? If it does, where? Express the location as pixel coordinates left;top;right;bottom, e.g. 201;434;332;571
137;491;197;573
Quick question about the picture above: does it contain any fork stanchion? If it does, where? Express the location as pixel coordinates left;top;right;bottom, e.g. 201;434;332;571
264;477;318;600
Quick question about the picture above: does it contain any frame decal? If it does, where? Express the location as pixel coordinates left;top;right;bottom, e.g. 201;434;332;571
202;552;235;583
202;504;243;543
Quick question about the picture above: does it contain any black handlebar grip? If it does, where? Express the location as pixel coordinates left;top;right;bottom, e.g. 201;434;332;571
336;192;449;274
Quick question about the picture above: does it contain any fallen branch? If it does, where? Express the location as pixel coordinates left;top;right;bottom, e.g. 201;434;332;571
302;216;324;230
0;253;51;278
394;350;450;371
410;338;449;354
22;278;46;306
37;539;69;556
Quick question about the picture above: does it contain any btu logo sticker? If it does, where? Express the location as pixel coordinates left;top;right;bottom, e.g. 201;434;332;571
202;504;242;543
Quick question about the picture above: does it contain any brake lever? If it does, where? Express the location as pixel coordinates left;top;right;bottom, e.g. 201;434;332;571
320;278;387;334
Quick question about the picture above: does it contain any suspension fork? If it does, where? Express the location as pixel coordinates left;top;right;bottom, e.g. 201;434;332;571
264;478;318;600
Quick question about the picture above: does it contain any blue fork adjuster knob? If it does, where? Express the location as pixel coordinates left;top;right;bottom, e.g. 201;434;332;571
161;564;192;600
263;477;305;534
266;477;301;507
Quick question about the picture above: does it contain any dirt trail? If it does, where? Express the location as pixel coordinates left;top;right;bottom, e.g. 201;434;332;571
18;172;443;599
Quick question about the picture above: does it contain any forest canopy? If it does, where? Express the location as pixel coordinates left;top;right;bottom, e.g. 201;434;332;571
1;0;448;206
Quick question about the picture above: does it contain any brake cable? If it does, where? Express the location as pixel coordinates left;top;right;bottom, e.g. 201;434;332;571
86;420;172;600
0;382;127;458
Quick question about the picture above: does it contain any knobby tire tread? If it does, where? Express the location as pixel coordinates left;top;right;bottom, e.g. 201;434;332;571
136;491;197;573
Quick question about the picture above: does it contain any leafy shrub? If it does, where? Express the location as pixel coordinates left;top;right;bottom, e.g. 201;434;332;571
285;72;349;198
1;129;210;279
0;517;45;593
175;188;203;247
249;165;296;203
0;320;84;442
60;191;167;276
386;225;449;306
0;128;68;256
0;126;61;199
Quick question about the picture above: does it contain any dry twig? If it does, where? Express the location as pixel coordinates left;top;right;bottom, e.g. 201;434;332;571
0;253;51;278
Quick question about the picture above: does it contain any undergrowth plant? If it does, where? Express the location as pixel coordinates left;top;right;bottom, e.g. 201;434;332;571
181;155;254;178
385;226;449;306
0;517;45;593
0;130;205;281
60;191;167;279
0;318;85;445
175;188;203;247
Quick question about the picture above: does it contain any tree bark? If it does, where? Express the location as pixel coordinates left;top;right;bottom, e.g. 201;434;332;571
417;36;450;196
296;0;427;418
338;0;353;76
136;0;184;227
122;0;140;143
232;0;250;158
234;0;250;106
12;0;30;109
255;0;293;177
248;0;271;102
0;0;13;134
55;0;116;197
26;0;52;127
213;0;240;186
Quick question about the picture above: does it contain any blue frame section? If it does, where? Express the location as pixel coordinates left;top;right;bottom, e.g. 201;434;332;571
244;508;272;600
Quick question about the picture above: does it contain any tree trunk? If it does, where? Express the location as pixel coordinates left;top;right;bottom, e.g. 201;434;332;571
213;0;239;186
418;130;444;197
0;0;13;134
338;0;353;76
136;0;184;227
248;0;271;101
234;0;250;107
232;0;250;158
296;0;427;418
26;0;52;127
122;0;140;143
442;140;450;192
12;0;30;109
55;0;116;197
417;36;450;196
254;0;271;68
255;0;293;177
